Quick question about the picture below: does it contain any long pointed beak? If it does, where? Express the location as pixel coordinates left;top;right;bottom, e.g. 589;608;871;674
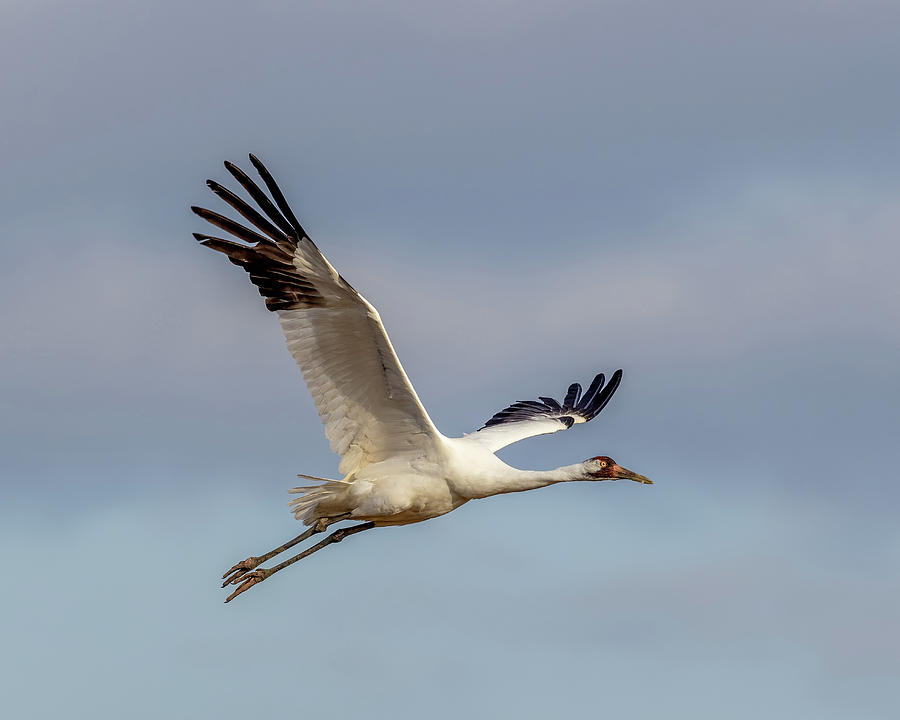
613;465;653;485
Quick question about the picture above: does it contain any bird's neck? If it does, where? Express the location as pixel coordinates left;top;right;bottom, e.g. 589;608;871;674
472;463;586;499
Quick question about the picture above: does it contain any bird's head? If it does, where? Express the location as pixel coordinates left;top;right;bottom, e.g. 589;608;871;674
585;456;653;484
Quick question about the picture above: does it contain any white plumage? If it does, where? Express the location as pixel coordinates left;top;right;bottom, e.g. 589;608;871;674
192;154;652;602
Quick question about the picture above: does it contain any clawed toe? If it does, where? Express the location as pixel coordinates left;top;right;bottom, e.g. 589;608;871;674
222;557;262;587
224;569;272;603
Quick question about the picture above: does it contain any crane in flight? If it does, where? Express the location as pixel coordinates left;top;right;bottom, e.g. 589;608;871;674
192;155;652;603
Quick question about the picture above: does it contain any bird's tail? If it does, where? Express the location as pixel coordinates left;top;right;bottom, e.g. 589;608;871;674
288;475;348;524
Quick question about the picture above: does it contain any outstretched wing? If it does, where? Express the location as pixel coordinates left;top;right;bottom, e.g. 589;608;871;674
469;370;622;452
192;154;444;474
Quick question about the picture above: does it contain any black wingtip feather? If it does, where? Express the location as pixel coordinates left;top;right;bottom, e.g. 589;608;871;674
191;157;323;312
585;369;622;420
563;383;582;410
479;369;624;431
576;373;605;411
206;178;292;246
222;159;297;238
191;205;276;248
248;154;308;239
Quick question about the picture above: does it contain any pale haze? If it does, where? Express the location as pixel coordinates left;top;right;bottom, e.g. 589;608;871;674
2;1;899;718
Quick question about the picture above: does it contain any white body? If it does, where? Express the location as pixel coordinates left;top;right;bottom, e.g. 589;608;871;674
293;437;585;527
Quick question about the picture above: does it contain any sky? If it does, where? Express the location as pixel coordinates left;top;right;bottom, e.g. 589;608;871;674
2;1;899;717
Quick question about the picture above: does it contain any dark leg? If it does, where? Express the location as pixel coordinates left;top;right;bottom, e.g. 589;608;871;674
224;521;376;603
221;514;349;588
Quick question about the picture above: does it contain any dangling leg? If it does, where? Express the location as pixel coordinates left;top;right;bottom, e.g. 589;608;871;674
224;521;376;603
221;513;350;588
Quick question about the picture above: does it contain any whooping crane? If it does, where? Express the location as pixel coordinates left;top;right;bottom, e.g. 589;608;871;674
191;155;652;603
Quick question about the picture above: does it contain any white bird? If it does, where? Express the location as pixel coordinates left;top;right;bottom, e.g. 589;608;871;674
192;155;652;603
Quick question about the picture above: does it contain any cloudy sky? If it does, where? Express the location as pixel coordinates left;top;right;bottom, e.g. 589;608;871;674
2;1;898;717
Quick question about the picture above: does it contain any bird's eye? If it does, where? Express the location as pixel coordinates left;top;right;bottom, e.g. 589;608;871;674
600;460;608;468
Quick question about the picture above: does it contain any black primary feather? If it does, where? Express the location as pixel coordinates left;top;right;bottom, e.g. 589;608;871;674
480;370;623;430
249;153;308;238
205;179;291;244
191;155;327;312
224;160;297;238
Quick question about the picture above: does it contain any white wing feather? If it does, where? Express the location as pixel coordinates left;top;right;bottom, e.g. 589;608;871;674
466;417;576;453
277;249;443;473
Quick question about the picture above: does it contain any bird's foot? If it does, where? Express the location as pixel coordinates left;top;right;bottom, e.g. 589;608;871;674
224;568;274;603
222;556;264;588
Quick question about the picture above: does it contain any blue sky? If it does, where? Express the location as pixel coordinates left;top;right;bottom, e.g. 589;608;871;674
2;1;899;717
